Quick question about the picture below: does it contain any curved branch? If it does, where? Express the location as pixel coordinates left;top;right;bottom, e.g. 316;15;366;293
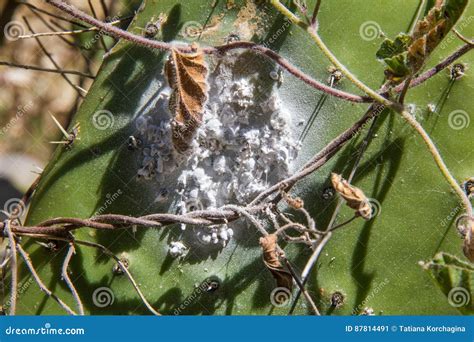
17;244;77;315
62;243;84;315
0;205;269;237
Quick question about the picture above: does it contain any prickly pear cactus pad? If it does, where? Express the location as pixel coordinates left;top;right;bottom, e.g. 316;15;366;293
1;0;473;316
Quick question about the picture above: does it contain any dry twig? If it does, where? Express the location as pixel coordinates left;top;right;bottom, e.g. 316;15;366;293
62;243;84;315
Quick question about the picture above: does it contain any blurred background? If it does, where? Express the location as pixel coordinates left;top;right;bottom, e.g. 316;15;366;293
0;0;141;217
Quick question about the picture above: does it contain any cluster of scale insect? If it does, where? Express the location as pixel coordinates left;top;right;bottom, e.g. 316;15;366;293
133;52;300;253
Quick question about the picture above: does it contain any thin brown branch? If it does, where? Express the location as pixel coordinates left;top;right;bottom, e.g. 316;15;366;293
225;41;369;102
453;29;473;46
0;205;271;238
1;225;70;236
0;61;95;78
395;43;473;91
327;214;358;232
299;207;317;232
274;223;316;237
44;0;191;51
398;75;412;105
269;210;315;245
222;205;269;236
62;243;84;315
14;233;161;315
282;258;320;315
16;244;77;315
289;232;331;314
18;17;131;39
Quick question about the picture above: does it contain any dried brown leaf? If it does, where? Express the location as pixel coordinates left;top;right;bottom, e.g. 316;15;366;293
412;0;444;40
408;0;467;73
331;173;371;220
165;47;208;152
259;234;293;290
408;19;448;72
